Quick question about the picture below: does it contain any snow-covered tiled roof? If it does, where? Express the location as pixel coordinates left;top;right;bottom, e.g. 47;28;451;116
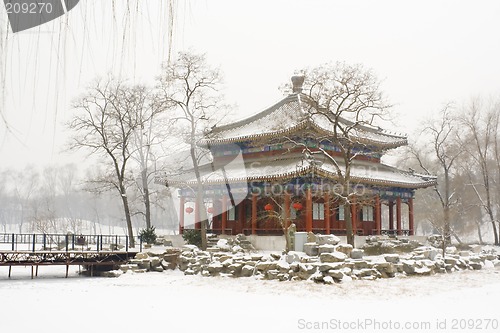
161;154;437;189
203;93;407;149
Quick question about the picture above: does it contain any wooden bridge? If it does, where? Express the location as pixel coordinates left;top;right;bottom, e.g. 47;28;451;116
0;233;142;278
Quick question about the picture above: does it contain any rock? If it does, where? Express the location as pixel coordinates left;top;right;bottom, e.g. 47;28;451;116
317;234;341;245
216;239;231;251
469;255;484;263
206;247;219;253
323;276;334;284
207;262;224;274
152;266;164;272
444;257;458;266
216;254;233;262
401;260;416;275
414;265;432;275
303;243;319;256
161;260;176;270
459;251;471;257
365;236;379;244
101;270;122;277
320;252;347;263
307;232;317;243
256;261;277;271
228;263;243;275
270;253;282;260
485;253;497;261
232;245;244;253
350;249;364;259
150;257;161;268
221;259;233;267
138;259;152;270
311;272;324;283
251;254;264;261
285;252;301;264
484;260;494;269
350;260;372;270
413;246;439;260
162;253;179;264
335;244;353;256
132;268;147;273
120;264;138;272
374;262;396;278
318;244;335;254
469;262;483;270
241;265;254;277
354;268;379;278
326;270;344;280
470;244;482;254
276;260;290;272
135;252;148;260
297;263;317;280
266;269;280;280
182;244;199;252
446;246;458;254
318;262;345;272
384;254;400;263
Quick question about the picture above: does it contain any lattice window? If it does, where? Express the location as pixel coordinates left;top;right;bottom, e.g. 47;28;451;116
362;206;374;221
313;203;325;220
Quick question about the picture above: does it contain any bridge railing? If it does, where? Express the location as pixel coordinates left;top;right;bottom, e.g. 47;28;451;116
0;233;143;252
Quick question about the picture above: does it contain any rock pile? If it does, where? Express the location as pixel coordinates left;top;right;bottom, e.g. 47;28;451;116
117;248;181;275
113;232;500;284
172;242;499;284
362;235;423;255
206;234;256;253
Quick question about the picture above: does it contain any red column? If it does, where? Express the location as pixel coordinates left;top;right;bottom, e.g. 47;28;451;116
408;198;414;236
306;188;313;232
396;197;402;235
284;191;291;230
324;192;331;234
388;201;394;231
179;196;185;234
237;200;245;235
332;202;337;231
251;193;257;235
221;195;228;235
375;195;381;235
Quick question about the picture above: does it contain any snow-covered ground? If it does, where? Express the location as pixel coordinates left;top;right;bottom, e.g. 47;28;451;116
1;263;499;333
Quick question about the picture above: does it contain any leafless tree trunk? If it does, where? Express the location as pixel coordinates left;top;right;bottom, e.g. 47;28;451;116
409;104;461;245
68;78;144;247
459;99;499;245
158;51;227;250
284;63;391;246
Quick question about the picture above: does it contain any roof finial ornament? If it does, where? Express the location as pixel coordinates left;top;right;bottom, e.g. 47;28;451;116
291;75;305;94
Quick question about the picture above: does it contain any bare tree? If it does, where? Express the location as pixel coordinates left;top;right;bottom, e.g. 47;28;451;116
68;78;144;247
459;99;500;245
158;51;226;250
12;166;40;233
284;63;391;246
409;105;462;247
127;86;169;230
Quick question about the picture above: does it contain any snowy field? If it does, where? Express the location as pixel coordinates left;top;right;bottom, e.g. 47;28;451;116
1;264;499;333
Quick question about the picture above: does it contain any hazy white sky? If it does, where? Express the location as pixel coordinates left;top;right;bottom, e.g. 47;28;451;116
1;0;500;169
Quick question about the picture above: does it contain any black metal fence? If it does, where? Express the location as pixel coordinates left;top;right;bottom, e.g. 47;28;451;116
0;233;143;252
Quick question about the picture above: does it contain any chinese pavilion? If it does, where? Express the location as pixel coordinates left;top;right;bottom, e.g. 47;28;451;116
165;76;436;237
